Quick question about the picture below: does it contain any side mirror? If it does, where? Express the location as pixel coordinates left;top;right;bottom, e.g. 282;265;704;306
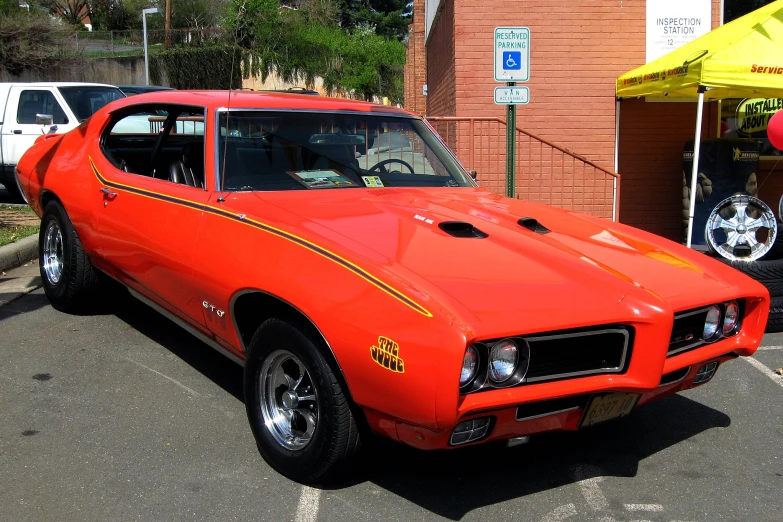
469;170;478;181
36;113;54;126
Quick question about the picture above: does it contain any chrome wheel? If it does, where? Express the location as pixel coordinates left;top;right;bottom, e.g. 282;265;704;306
706;195;777;261
259;349;318;450
42;220;64;285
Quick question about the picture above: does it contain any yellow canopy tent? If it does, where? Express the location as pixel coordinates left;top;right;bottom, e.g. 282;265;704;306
616;0;783;247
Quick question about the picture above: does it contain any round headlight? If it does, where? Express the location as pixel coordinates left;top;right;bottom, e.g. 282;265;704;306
703;304;722;341
723;300;740;335
488;339;519;383
460;346;479;387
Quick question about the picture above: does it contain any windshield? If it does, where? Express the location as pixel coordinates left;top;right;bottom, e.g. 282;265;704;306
216;111;472;191
58;86;125;122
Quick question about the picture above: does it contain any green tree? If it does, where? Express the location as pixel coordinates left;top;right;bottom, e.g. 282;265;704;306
170;0;226;29
0;8;73;75
338;0;410;40
37;0;93;26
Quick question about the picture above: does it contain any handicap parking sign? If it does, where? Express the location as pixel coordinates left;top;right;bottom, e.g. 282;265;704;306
495;27;529;81
503;51;522;70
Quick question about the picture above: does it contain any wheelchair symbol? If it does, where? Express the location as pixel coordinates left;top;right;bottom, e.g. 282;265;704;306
503;51;522;71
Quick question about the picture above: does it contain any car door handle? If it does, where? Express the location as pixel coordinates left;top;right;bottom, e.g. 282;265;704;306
12;130;21;134
99;187;118;197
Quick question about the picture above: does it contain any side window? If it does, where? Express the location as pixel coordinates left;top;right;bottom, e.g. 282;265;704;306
16;90;68;125
101;104;206;190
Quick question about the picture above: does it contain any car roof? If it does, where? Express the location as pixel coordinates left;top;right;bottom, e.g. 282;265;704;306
103;90;414;117
0;82;120;88
118;85;175;91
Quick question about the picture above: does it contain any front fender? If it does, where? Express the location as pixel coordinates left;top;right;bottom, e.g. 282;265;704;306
193;205;469;430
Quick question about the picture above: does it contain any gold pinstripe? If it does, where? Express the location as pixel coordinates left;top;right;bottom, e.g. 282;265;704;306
89;156;433;318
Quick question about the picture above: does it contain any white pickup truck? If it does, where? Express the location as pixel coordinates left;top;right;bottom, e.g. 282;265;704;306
0;82;126;202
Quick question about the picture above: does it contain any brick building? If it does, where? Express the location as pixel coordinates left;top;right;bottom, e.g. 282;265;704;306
404;0;427;115
405;0;780;242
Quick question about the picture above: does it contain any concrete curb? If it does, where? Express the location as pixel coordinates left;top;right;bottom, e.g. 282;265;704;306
0;234;38;273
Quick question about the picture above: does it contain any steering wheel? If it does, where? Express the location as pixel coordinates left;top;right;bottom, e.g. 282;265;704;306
368;158;415;175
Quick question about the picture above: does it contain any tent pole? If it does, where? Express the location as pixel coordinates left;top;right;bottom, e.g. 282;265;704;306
687;88;706;248
614;99;621;222
615;99;621;173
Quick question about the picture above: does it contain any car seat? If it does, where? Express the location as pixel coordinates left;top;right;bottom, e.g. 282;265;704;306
169;142;205;188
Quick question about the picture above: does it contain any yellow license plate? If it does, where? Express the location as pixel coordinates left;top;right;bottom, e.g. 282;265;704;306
580;393;640;428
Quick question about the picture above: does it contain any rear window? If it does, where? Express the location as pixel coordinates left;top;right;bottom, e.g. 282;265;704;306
58;86;125;122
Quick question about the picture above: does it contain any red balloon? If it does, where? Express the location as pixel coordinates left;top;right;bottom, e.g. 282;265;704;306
768;110;783;150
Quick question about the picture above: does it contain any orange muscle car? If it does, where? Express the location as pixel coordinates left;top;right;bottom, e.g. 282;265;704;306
15;91;769;483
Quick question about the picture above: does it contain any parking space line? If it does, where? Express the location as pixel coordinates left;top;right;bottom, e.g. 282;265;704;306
571;465;609;511
295;486;321;522
756;345;783;350
624;504;663;512
541;504;577;521
742;356;783;389
125;357;201;396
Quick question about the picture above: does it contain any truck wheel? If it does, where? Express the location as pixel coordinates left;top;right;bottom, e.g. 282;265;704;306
705;195;777;261
39;201;99;312
244;318;361;483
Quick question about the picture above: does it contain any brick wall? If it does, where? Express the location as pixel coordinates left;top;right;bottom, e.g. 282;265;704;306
618;98;719;241
446;0;659;169
404;1;427;114
423;0;727;237
426;0;456;119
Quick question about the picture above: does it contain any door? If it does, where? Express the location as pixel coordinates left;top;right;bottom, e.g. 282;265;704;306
0;88;72;166
93;104;210;327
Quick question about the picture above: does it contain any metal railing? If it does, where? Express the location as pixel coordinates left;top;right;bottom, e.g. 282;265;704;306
426;117;620;221
59;28;224;56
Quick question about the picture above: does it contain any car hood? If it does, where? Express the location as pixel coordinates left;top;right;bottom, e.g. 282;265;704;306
250;188;739;335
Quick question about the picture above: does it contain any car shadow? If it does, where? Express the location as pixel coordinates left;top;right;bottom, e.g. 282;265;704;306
108;287;245;402
340;394;730;520
82;287;732;520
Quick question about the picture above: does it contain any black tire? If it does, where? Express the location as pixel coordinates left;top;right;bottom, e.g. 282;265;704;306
767;297;783;333
244;318;361;483
39;201;100;312
717;257;783;297
763;222;783;260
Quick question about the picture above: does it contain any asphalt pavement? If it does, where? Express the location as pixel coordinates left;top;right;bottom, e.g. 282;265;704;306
0;267;781;522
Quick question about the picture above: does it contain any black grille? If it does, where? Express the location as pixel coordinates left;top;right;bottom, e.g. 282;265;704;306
669;307;708;356
525;327;632;381
659;367;690;386
516;395;589;421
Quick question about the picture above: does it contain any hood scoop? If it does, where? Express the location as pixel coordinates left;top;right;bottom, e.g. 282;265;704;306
438;221;488;238
518;217;551;235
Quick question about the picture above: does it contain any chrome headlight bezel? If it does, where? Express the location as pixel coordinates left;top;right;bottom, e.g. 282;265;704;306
459;345;480;388
703;304;722;342
488;338;519;383
722;300;741;336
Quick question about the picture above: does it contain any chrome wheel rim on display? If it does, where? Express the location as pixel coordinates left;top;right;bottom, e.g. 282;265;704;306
705;195;777;261
259;349;318;450
42;221;64;285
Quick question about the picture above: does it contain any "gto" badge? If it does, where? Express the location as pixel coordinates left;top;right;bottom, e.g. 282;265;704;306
370;336;405;373
672;333;695;344
202;301;225;318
